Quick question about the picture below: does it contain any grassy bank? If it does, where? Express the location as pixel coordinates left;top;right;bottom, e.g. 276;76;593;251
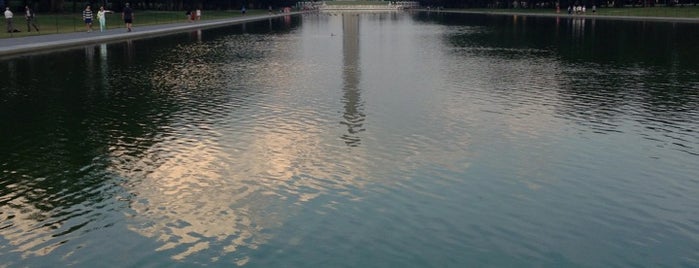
2;9;266;39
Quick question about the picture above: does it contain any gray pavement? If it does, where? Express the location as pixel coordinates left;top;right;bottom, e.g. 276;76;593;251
0;12;303;58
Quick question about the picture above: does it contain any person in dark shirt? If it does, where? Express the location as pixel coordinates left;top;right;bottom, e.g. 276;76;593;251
122;3;133;32
25;5;39;32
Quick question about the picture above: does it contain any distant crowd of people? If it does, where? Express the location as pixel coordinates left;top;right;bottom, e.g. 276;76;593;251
185;9;201;22
567;4;597;14
3;3;134;34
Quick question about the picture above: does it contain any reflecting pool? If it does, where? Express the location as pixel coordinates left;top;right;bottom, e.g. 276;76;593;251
1;12;698;267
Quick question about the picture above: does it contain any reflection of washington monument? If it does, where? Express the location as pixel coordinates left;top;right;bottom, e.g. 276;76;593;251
340;13;365;147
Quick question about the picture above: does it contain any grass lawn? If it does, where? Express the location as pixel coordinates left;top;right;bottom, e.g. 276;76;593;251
595;6;699;17
2;10;266;39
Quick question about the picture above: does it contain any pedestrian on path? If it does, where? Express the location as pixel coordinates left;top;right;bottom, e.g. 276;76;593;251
83;5;93;32
122;3;133;32
25;5;39;32
97;6;113;32
5;7;16;33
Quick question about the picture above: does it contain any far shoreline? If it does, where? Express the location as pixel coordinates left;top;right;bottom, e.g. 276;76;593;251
417;8;699;23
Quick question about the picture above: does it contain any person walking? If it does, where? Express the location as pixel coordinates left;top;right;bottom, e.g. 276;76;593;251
96;6;112;32
5;7;15;33
122;3;133;32
25;5;39;32
83;5;93;32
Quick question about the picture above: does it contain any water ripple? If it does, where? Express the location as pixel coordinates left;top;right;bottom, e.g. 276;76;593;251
1;12;699;267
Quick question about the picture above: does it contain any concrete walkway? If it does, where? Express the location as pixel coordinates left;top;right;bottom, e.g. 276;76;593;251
0;12;304;58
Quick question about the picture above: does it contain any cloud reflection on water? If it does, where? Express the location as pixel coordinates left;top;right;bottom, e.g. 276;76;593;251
104;32;371;263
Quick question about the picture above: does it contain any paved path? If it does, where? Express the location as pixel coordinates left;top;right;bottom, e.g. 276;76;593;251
0;12;303;58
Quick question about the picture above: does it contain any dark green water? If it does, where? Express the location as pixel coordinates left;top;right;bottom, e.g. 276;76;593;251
1;12;698;267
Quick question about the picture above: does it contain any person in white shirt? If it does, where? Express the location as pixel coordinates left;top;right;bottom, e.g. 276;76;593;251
96;6;113;32
5;7;15;33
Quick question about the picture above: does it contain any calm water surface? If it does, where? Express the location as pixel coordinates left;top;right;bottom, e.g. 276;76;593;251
1;12;698;267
